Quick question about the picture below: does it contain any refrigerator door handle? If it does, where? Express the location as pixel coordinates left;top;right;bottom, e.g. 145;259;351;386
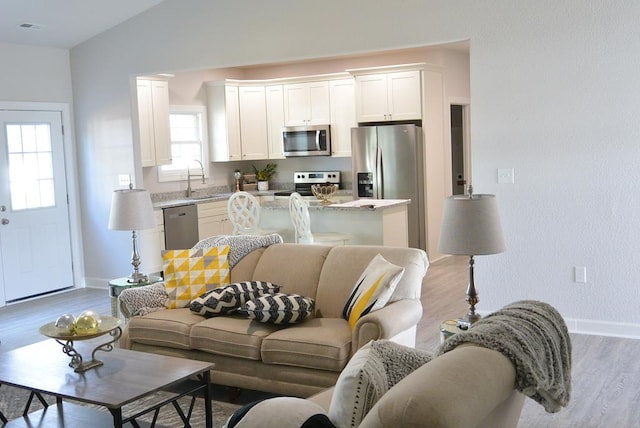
376;147;383;198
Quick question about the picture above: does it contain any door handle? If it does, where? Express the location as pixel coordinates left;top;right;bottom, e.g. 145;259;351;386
1;218;8;225
0;205;5;212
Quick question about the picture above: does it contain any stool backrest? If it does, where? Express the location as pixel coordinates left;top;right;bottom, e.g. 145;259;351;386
227;191;261;235
289;192;314;244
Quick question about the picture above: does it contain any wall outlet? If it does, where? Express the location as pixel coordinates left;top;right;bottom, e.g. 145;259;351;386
497;168;515;184
574;266;587;283
118;174;131;186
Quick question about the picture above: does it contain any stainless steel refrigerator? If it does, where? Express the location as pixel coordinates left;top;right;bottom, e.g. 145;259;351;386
351;124;425;250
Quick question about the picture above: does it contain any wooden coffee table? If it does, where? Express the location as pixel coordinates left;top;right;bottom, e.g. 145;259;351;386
0;340;214;427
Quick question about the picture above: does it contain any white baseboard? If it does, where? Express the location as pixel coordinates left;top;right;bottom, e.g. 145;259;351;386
564;317;640;340
84;277;110;289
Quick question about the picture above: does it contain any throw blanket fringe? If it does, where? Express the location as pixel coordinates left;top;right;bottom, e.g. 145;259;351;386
193;233;283;268
435;300;572;413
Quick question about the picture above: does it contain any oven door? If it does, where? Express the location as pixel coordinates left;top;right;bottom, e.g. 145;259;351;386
283;125;331;157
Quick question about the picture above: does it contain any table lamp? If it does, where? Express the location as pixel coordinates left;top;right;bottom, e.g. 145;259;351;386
438;186;506;329
108;187;156;283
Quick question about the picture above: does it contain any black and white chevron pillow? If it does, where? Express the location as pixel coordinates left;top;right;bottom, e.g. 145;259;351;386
240;293;315;324
226;281;280;305
190;281;280;318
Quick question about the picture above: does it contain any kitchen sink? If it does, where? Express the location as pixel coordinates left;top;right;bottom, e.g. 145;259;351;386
187;194;215;200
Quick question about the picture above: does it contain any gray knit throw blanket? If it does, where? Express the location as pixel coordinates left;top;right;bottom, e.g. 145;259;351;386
193;233;283;268
435;300;572;413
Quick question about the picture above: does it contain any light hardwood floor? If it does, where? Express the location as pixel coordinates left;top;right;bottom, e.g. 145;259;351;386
1;257;640;426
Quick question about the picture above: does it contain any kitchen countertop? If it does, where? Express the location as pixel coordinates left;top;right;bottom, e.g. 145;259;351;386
152;191;276;209
151;189;357;210
260;198;410;211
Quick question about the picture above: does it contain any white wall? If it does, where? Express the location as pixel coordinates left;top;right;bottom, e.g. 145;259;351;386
69;0;640;337
0;42;72;103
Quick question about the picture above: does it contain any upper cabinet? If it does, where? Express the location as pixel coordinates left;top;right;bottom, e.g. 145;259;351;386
207;82;242;161
265;85;285;159
283;81;331;126
354;70;422;123
238;85;269;160
137;78;172;167
329;78;356;157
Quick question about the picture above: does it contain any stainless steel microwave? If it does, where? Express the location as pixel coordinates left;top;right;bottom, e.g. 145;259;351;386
282;125;331;157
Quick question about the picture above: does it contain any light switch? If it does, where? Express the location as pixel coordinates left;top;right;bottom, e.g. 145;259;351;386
118;174;131;186
498;168;515;184
574;266;587;283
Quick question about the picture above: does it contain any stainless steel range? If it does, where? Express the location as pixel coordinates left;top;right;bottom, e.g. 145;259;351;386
273;171;341;198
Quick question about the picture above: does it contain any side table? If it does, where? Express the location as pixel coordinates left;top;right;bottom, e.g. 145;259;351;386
439;319;464;342
108;275;163;318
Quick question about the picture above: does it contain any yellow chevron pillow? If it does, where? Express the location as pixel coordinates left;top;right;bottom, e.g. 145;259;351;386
163;246;230;309
342;254;405;329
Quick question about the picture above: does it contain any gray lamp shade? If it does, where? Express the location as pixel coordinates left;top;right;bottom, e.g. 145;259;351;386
438;194;506;256
108;189;155;231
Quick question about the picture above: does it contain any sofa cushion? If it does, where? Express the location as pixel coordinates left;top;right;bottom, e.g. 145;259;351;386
342;254;405;329
240;293;315;324
226;397;336;428
250;244;332;300
163;246;230;309
127;308;202;350
261;318;352;372
190;316;284;360
190;281;280;318
328;340;432;428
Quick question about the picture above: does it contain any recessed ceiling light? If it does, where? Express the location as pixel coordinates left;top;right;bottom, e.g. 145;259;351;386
19;23;45;31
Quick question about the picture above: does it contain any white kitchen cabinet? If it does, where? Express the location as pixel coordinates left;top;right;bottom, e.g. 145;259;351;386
329;78;356;157
207;82;242;161
354;70;422;122
197;200;232;240
137;79;172;167
238;85;269;160
283;81;330;126
139;209;165;276
265;85;285;159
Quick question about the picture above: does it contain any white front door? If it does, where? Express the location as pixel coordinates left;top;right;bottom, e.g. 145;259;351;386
0;110;74;303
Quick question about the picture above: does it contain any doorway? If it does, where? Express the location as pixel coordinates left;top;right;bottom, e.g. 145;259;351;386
450;104;470;195
0;110;74;303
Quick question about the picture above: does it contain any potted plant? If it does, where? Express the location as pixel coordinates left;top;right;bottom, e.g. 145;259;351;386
253;163;277;191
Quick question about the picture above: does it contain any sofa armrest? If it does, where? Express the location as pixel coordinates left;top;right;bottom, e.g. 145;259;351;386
360;344;523;428
118;283;168;318
351;299;423;354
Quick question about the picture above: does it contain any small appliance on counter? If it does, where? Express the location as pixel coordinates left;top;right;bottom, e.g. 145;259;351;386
273;171;340;199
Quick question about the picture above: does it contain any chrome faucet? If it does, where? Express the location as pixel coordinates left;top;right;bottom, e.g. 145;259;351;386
186;159;206;197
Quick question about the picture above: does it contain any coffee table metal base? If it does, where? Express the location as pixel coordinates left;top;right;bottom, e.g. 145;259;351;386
5;372;211;427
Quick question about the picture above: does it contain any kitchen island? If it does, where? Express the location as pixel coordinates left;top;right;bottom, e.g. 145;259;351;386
260;198;411;247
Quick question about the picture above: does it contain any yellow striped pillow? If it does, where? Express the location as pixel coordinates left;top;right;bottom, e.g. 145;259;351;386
342;254;405;329
163;245;230;309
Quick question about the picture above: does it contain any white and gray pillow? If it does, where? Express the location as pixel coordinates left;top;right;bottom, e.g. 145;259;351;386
328;340;432;428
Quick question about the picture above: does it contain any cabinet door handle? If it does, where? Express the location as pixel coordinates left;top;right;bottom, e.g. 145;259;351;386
0;205;5;212
1;218;9;225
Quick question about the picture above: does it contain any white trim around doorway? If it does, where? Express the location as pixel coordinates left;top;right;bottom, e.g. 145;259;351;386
0;101;85;290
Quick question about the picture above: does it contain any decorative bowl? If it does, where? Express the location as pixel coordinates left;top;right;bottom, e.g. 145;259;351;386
311;184;338;205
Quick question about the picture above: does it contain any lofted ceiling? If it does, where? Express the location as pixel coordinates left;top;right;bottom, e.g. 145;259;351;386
0;0;165;49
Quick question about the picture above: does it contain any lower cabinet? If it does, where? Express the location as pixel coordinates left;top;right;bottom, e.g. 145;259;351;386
140;209;165;276
197;200;233;240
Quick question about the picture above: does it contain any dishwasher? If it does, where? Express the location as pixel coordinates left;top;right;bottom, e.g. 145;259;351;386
163;204;200;250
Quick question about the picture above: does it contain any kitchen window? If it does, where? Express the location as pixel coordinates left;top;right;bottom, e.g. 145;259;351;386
158;105;209;182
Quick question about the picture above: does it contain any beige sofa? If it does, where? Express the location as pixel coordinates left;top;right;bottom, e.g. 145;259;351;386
120;243;429;397
308;344;526;427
